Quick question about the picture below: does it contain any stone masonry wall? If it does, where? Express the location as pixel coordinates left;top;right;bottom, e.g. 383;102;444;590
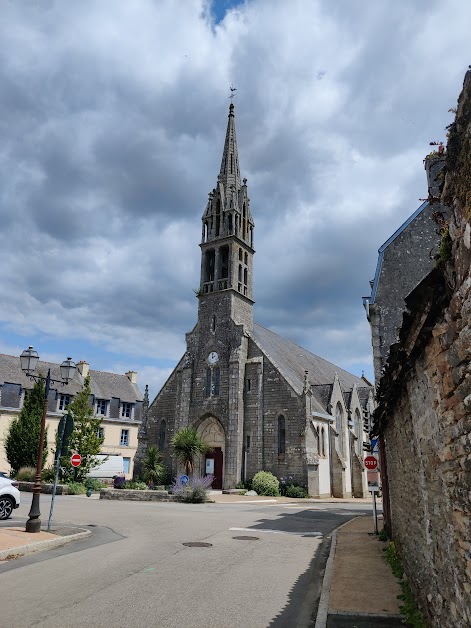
378;70;471;627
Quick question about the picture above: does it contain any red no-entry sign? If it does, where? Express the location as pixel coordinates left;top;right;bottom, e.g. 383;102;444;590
364;455;378;471
71;453;82;468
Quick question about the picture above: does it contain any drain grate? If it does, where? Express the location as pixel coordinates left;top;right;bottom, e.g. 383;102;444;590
182;542;213;548
232;536;259;541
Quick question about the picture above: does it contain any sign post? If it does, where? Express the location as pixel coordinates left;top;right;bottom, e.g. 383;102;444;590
47;413;74;532
365;455;380;534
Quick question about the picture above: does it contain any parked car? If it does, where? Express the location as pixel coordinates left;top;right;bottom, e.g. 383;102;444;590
0;476;21;520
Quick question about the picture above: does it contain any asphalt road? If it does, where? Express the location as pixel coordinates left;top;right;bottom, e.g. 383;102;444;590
1;494;372;628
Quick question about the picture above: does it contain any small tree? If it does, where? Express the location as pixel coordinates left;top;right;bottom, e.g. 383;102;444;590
171;426;211;475
143;445;165;486
60;375;103;482
5;377;48;476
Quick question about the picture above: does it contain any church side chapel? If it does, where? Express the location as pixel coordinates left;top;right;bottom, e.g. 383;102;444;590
135;103;373;497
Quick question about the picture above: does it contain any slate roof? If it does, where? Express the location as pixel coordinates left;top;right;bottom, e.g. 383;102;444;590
251;324;367;396
0;354;143;403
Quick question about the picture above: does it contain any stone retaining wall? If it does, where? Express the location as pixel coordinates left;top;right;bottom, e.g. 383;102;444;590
100;488;178;502
17;481;70;494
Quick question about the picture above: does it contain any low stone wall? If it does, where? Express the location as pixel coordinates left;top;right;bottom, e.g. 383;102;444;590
100;488;178;502
17;481;70;495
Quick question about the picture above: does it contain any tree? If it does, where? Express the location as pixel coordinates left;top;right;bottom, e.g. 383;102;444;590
60;375;103;482
143;445;165;486
5;377;48;476
171;427;211;475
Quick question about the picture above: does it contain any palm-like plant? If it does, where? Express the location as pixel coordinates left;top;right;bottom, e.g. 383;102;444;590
143;445;165;486
171;427;211;475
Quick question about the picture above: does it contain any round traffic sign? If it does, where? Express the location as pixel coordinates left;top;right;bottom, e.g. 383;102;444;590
179;475;189;485
71;453;82;468
364;455;378;471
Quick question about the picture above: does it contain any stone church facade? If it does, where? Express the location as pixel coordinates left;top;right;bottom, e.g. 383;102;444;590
135;104;373;497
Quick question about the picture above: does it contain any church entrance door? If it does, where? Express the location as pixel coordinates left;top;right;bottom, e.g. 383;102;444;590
197;416;225;489
205;447;223;489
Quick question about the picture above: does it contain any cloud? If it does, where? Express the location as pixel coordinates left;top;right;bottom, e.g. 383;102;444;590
0;0;469;392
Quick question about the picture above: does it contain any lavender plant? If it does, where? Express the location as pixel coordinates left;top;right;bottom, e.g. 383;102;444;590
171;474;214;503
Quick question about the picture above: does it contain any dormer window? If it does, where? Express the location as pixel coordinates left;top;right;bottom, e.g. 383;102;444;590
121;402;133;418
58;394;71;412
96;399;108;416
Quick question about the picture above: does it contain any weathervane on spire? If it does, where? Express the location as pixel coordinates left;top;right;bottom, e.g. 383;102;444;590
229;84;237;100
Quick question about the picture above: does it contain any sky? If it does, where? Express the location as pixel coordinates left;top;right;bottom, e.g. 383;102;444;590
0;0;469;399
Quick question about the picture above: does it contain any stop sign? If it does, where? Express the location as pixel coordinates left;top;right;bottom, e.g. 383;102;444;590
71;453;82;468
364;455;378;471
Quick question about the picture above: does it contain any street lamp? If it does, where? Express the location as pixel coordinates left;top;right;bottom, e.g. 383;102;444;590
20;346;76;533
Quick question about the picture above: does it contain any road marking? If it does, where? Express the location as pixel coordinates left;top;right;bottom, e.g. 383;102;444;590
229;527;322;537
226;499;279;504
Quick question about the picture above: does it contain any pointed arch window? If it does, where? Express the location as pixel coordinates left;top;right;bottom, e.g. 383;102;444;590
214;368;220;397
159;420;167;451
354;409;362;456
278;415;286;458
205;368;212;398
336;403;344;457
321;426;326;457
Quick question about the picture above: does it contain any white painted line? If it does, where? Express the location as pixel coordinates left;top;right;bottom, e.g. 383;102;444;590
229;527;322;537
227;500;278;504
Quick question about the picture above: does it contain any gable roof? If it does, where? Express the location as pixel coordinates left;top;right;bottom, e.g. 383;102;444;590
251;323;366;396
0;354;143;404
368;201;429;304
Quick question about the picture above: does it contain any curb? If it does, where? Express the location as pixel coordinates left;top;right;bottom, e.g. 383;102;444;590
0;528;92;562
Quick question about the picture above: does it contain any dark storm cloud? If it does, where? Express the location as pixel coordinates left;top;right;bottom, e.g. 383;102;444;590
0;0;469;392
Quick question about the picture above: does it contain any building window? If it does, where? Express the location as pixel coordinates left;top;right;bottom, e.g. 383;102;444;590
121;402;133;418
246;435;251;451
206;368;220;398
244;252;248;264
96;399;107;416
58;394;71;411
246;378;251;392
205;368;212;398
336;403;344;456
321;426;326;457
97;427;104;440
120;429;129;446
239;248;243;261
213;367;220;396
159;420;167;451
354;409;362;456
123;457;131;475
278;415;286;457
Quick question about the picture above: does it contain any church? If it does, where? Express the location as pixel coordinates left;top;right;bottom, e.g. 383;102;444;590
135;103;373;498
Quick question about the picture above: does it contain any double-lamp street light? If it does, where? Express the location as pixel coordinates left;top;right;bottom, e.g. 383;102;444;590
20;346;76;533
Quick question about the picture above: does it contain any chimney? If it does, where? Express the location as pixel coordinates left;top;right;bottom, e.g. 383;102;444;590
77;361;89;378
126;370;137;384
424;153;445;199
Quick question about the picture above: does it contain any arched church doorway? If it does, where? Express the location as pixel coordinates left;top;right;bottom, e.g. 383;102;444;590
197;416;225;489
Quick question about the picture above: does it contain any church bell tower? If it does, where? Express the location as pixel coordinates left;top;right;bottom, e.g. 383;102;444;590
198;103;255;330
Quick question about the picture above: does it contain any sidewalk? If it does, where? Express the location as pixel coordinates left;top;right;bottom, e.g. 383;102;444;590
0;525;91;561
317;516;405;628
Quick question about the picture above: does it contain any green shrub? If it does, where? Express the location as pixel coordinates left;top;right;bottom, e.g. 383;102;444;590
41;466;56;483
125;480;148;490
85;478;107;492
252;471;280;496
16;466;37;481
285;485;307;498
67;482;87;495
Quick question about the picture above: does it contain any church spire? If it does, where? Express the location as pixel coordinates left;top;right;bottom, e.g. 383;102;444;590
199;103;255;307
219;103;241;191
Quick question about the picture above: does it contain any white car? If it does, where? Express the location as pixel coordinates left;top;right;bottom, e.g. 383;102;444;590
0;476;21;520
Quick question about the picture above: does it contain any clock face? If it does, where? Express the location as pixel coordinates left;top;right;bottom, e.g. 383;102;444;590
208;351;219;365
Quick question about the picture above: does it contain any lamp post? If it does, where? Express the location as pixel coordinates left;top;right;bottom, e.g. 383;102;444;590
20;346;76;533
